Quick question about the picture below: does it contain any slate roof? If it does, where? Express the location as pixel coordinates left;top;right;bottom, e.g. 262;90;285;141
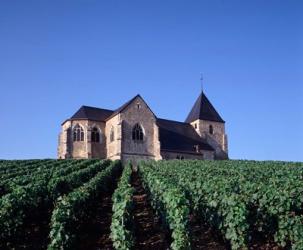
105;94;157;121
157;118;214;152
105;94;140;121
69;94;155;122
70;106;114;122
185;92;224;123
66;94;216;154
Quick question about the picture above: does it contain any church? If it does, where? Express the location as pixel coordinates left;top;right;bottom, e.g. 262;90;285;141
58;92;228;162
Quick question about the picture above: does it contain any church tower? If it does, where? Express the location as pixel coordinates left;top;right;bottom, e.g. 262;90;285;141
185;91;228;159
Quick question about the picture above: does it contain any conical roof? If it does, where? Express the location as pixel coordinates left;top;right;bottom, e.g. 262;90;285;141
185;92;225;123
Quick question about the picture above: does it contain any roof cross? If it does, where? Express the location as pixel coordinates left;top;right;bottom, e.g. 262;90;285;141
200;73;204;93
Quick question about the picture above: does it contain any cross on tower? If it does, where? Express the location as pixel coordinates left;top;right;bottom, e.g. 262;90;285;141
200;73;204;93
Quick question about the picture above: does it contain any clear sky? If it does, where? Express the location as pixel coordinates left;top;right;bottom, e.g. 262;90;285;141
0;0;302;161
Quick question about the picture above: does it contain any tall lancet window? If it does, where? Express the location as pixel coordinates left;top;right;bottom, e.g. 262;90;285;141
91;127;100;143
132;123;144;141
73;124;84;142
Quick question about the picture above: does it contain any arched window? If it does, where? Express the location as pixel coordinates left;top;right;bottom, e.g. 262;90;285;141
110;127;115;142
73;124;84;142
209;125;214;135
132;123;143;141
91;127;100;143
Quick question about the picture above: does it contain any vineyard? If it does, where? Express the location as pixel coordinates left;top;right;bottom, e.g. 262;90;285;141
0;159;302;250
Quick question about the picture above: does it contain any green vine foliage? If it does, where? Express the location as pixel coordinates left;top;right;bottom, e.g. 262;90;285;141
0;159;54;182
139;161;191;250
144;160;303;250
48;160;122;250
275;214;303;250
110;162;135;250
0;180;48;241
0;159;110;244
47;160;111;200
0;159;302;250
0;160;92;196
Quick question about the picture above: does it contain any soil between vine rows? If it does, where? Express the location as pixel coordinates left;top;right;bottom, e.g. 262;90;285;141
130;171;229;250
248;231;285;250
77;195;114;250
77;179;118;250
189;213;228;250
131;171;171;250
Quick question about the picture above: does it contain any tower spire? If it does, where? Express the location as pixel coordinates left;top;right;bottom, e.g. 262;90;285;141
185;89;225;123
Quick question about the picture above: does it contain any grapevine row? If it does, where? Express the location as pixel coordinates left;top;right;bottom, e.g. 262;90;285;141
48;160;122;249
0;159;110;243
139;161;191;250
110;162;135;250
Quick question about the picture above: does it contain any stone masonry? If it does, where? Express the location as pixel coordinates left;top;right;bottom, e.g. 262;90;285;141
58;93;228;163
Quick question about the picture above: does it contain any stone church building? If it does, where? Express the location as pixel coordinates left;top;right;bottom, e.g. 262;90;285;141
58;92;228;162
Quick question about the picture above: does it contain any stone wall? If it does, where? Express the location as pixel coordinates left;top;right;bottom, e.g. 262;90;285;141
191;120;228;159
58;120;72;159
58;95;162;162
105;114;122;160
119;96;161;163
87;121;106;159
161;150;214;160
70;120;88;158
58;95;227;162
152;122;162;160
58;119;107;159
121;154;156;166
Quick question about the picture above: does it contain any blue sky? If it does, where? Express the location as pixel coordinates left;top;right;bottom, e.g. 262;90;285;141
0;0;302;161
